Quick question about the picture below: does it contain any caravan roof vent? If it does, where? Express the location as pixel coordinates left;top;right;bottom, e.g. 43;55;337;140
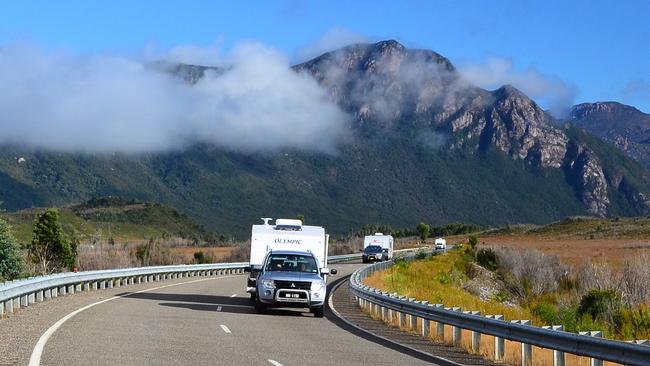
374;232;383;236
261;218;273;226
274;218;302;231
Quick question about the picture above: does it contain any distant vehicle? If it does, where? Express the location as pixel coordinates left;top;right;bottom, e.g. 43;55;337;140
363;233;394;260
253;250;336;317
245;218;334;310
362;245;384;263
435;238;447;251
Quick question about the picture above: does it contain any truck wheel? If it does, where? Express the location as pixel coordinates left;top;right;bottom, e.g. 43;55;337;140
311;306;324;318
255;298;266;314
249;292;256;303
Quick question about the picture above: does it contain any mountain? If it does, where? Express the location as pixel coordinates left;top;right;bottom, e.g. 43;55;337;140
570;102;650;168
1;40;649;237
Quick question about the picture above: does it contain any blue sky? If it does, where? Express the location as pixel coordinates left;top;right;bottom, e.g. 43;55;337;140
1;0;649;112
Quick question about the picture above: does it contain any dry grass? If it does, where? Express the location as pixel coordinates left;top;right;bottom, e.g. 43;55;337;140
473;235;650;268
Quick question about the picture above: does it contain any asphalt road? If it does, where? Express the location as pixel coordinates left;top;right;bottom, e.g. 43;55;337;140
34;263;438;366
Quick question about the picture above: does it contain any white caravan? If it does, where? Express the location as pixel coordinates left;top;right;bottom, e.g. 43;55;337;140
246;218;329;301
435;237;447;251
363;233;394;260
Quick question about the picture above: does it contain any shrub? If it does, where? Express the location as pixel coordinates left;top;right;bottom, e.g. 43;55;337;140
578;289;621;322
416;222;430;242
613;306;650;339
532;301;558;325
493;247;567;298
468;235;479;250
476;248;498;270
193;251;206;263
415;250;428;260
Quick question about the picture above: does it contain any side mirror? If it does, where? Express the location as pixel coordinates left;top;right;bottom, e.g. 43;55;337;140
320;268;330;275
330;269;338;275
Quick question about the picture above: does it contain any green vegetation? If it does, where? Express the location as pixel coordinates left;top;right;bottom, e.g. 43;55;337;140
0;218;24;280
487;216;650;239
2;197;217;245
28;209;76;274
3;130;647;238
416;222;430;241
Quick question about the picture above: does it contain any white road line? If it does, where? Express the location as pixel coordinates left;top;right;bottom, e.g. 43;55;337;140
29;276;235;366
230;293;237;298
220;324;232;334
216;305;222;312
268;360;284;366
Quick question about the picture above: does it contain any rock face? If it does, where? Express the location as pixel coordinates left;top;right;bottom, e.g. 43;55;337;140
570;102;650;169
296;40;626;216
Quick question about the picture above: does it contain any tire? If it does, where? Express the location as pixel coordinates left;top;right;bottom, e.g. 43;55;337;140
255;297;266;314
311;306;324;318
249;292;256;303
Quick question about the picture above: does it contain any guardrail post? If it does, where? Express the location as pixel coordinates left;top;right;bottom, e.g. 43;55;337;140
420;301;430;337
5;299;13;314
83;282;90;291
75;283;82;292
512;320;532;366
36;290;44;302
435;304;445;339
448;307;461;346
542;325;565;366
28;293;35;304
100;280;106;290
462;311;481;353
44;288;51;300
0;302;3;317
51;287;58;298
486;315;505;361
20;294;28;307
579;331;603;366
68;284;75;294
408;298;416;330
92;282;98;290
108;279;113;289
59;285;66;296
137;276;142;284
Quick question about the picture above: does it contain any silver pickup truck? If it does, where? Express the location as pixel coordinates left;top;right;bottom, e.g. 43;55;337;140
253;250;337;318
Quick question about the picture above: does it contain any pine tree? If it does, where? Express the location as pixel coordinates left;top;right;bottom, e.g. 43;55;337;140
29;209;76;274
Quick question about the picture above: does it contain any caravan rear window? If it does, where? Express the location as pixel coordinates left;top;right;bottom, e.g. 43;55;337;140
264;254;318;273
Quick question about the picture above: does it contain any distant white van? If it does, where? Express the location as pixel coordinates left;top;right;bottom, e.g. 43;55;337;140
363;233;394;260
434;238;447;251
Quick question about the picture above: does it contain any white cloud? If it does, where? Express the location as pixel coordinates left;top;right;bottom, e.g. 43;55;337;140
0;42;350;154
458;56;577;115
294;28;370;62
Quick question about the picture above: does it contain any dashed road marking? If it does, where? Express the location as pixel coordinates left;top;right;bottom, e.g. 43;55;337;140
220;324;232;334
268;360;283;366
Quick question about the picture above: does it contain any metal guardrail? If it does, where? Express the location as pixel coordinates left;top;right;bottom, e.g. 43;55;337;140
350;259;650;366
0;250;403;318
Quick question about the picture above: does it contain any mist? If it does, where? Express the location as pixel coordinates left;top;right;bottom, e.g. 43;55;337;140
458;56;577;116
0;42;350;154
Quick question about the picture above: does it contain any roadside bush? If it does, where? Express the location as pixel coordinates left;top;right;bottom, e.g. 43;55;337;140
619;254;650;307
578;289;621;323
493;247;567;298
613;306;650;339
532;301;558;325
468;235;479;250
578;260;616;294
415;250;428;260
476;248;498;270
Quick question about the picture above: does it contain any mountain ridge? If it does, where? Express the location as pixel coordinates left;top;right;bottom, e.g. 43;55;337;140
1;40;649;237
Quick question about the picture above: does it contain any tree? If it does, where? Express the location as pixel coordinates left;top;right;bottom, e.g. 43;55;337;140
296;214;305;223
416;222;430;242
0;218;24;280
29;209;76;274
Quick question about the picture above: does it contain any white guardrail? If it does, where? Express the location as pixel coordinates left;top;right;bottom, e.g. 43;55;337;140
350;258;650;366
0;252;364;318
